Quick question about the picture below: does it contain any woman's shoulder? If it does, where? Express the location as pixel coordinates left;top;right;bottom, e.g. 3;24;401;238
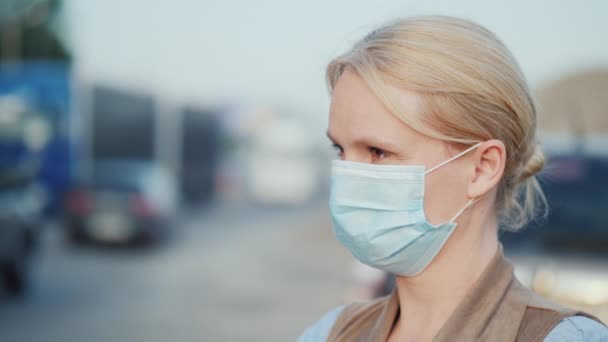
298;305;345;342
544;315;608;342
298;296;390;342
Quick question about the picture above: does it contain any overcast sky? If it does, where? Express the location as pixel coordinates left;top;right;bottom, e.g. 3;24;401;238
64;0;608;124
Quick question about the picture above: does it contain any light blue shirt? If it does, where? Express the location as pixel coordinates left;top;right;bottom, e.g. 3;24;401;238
299;306;608;341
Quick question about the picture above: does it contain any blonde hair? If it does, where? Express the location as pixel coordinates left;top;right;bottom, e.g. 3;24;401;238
326;16;546;230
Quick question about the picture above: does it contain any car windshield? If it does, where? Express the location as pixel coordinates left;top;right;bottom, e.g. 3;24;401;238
91;160;153;192
501;155;608;252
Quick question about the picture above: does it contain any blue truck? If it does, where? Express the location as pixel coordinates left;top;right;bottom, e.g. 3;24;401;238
0;61;73;295
0;61;73;214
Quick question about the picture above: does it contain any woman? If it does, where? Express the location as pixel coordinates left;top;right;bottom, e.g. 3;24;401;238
300;16;607;341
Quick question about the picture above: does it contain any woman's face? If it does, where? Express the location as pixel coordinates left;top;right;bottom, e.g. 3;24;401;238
327;69;476;225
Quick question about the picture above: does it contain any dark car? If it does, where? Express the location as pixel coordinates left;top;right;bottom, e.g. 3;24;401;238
64;159;178;245
0;168;45;296
500;154;608;249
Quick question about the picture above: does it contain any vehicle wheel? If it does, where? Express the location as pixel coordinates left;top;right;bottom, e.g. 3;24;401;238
3;255;27;296
67;227;87;245
23;225;38;255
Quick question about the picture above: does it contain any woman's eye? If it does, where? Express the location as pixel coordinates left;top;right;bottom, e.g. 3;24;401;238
369;147;387;159
332;144;344;157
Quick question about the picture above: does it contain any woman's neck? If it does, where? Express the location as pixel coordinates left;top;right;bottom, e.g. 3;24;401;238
389;211;499;341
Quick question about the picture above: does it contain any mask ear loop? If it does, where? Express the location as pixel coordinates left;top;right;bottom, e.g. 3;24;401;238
449;197;480;223
423;142;483;224
424;142;483;175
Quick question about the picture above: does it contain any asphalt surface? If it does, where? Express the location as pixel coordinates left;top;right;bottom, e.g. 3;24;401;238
0;201;353;342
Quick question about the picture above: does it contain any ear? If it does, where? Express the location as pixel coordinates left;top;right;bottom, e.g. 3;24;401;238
467;139;506;199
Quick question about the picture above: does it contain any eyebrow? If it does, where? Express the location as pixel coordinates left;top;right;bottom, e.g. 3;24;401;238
326;130;403;152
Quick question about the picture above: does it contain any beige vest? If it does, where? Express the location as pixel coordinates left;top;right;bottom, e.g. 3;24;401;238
328;247;604;342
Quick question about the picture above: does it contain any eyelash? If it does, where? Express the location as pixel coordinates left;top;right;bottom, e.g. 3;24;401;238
331;144;388;159
369;147;387;159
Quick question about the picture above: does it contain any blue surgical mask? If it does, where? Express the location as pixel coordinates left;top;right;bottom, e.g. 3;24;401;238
329;143;481;276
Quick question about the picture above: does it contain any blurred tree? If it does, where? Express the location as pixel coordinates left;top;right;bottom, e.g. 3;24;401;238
0;0;70;62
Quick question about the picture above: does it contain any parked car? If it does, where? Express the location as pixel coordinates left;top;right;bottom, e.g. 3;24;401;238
63;159;178;245
0;166;45;296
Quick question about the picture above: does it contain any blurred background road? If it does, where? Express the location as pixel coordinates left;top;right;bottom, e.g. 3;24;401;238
0;202;351;342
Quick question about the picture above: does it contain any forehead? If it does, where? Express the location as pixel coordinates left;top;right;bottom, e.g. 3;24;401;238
328;68;424;144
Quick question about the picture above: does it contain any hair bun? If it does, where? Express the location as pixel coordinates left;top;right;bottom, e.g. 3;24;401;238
519;145;545;182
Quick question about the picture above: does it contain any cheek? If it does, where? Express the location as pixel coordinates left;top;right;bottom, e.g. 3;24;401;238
423;167;471;225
